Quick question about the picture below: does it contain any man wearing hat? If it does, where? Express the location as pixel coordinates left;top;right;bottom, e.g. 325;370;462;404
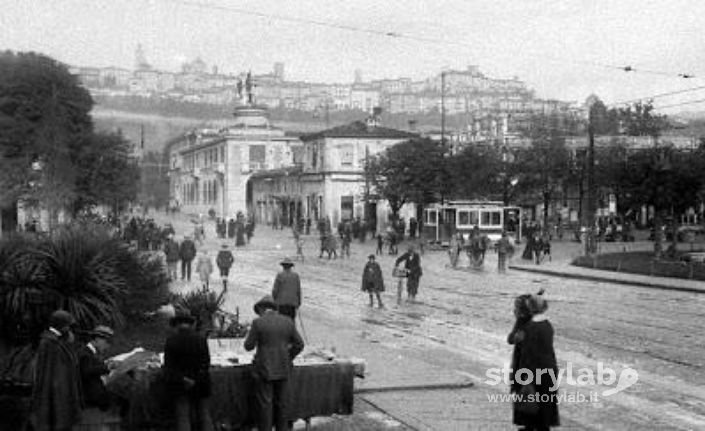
163;310;213;431
30;310;83;431
361;254;385;308
179;235;197;281
394;244;423;302
245;295;304;431
272;257;301;320
75;325;118;430
216;243;234;289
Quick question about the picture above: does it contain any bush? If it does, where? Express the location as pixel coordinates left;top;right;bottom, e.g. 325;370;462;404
0;221;170;345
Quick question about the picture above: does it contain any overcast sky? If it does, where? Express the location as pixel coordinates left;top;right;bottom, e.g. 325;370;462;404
3;0;705;111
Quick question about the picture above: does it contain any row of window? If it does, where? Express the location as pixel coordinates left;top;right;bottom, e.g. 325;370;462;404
425;209;502;227
181;180;219;205
184;146;226;171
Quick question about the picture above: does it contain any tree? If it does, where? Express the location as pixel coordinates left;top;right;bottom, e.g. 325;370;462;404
0;51;93;220
516;114;570;228
366;138;447;221
73;131;141;215
0;51;141;220
137;151;170;211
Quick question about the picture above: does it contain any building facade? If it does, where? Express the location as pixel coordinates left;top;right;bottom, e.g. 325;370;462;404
168;105;302;218
248;115;420;231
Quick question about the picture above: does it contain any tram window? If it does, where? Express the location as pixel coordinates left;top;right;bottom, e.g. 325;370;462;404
458;211;469;225
426;210;437;225
481;210;502;226
469;211;479;226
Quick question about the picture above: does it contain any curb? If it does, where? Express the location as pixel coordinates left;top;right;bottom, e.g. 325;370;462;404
508;265;705;294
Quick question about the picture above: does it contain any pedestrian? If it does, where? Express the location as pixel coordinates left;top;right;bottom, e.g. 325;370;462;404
179;236;197;281
75;325;119;430
507;289;559;430
164;235;180;281
271;257;301;320
409;217;418;239
448;233;461;268
341;230;351;258
394;244;423;302
227;218;236;239
305;217;311;235
216;244;234;289
196;249;214;291
376;233;384;256
361;254;385;308
496;231;514;273
29;310;83;431
163;310;214;431
244;295;304;431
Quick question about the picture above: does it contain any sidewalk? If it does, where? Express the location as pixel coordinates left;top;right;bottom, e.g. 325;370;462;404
509;240;705;294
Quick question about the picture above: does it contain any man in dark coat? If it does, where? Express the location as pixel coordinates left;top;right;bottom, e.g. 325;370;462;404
76;326;113;411
30;310;83;431
394;244;423;302
244;295;305;431
271;258;301;320
216;244;234;289
361;254;385;308
227;218;236;239
75;326;118;430
179;236;197;281
164;236;180;281
163;311;213;431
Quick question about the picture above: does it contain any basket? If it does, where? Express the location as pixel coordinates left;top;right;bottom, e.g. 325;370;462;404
392;268;409;278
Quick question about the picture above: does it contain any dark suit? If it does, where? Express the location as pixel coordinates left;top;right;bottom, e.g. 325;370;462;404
272;270;301;320
395;251;423;297
163;327;212;431
76;343;110;411
244;310;304;431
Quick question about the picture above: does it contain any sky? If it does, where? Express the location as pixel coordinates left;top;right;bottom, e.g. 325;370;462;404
3;0;705;112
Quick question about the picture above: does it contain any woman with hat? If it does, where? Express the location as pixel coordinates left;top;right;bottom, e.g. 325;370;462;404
361;254;385;308
163;310;213;431
507;289;559;431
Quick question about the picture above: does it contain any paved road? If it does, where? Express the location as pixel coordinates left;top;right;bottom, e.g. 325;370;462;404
160;213;705;430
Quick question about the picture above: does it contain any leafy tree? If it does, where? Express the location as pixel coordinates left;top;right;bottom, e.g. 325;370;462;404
137;151;171;211
515;114;570;227
0;51;93;219
72;131;140;215
366;138;447;220
0;51;141;220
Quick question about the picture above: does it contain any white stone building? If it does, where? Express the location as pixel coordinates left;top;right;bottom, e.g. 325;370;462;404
167;105;302;219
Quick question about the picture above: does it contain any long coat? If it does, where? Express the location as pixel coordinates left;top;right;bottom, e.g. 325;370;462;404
75;343;110;410
361;261;385;293
272;270;301;308
196;255;213;281
30;330;83;431
163;327;211;398
244;311;304;381
511;317;560;428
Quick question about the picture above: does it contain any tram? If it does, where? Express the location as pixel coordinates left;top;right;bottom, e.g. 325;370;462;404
422;201;522;246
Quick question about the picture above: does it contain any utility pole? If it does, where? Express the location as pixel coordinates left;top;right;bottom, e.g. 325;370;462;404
585;115;596;255
364;144;370;222
441;71;446;146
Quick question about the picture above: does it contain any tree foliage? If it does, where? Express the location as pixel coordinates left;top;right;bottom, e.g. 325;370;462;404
367;138;447;218
0;51;140;217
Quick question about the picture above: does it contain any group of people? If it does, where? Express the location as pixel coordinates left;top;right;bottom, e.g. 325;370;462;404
26;310;118;430
163;235;235;290
215;212;254;247
122;217;175;251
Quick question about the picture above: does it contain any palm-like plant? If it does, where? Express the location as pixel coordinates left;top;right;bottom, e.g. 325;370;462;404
35;224;127;328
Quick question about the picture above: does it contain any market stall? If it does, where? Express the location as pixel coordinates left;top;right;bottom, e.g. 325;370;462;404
107;343;364;430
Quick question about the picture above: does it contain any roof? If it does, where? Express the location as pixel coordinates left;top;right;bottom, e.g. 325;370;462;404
301;121;419;141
